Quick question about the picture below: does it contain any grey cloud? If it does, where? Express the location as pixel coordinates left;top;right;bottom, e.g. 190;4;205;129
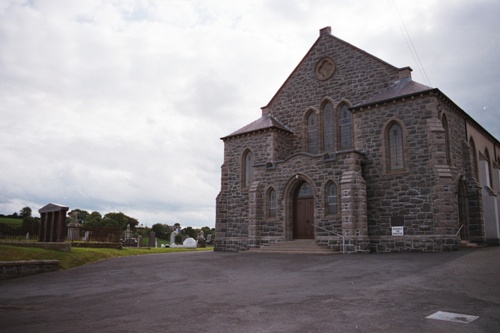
0;0;498;227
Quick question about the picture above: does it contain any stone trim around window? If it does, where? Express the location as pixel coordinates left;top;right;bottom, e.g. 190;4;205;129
241;148;254;189
381;118;410;175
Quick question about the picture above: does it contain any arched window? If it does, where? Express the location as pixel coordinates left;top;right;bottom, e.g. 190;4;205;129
325;182;338;215
485;149;493;188
339;104;352;149
243;150;253;187
469;137;478;180
307;112;318;154
442;114;451;164
268;188;277;218
322;102;335;152
388;122;404;170
297;182;313;198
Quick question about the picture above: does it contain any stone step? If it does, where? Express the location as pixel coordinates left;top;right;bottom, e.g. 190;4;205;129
247;240;338;255
460;240;478;248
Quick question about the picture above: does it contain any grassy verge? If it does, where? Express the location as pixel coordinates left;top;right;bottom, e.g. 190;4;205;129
0;244;213;270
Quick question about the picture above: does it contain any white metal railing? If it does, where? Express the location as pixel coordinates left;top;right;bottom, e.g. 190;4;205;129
312;224;345;254
456;224;464;237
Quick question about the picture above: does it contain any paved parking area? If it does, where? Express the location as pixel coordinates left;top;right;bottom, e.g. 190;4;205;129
0;247;499;332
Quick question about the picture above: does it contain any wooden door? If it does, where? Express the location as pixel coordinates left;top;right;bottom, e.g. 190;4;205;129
294;198;314;239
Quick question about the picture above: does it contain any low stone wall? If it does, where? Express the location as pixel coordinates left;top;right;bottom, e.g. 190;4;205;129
214;239;248;252
71;242;122;249
0;241;71;252
0;260;60;280
369;235;460;252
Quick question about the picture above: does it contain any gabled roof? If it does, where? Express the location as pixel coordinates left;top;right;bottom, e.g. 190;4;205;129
262;26;400;109
352;78;499;145
354;77;433;108
39;203;69;213
221;114;292;140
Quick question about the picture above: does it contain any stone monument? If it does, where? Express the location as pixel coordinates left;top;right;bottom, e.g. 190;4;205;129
39;203;69;242
170;223;181;245
67;211;81;241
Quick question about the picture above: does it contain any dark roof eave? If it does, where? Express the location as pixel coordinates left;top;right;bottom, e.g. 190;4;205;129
352;88;499;145
351;88;437;110
221;127;292;141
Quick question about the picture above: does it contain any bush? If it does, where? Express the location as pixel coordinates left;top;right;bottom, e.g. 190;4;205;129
174;234;183;245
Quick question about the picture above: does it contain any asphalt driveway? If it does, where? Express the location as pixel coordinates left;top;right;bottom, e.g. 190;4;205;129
0;247;499;332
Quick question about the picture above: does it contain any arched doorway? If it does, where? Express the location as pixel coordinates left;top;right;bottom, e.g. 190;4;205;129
293;182;315;239
458;179;469;240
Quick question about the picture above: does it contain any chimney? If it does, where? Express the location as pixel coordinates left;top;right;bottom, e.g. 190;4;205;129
398;66;412;79
320;26;331;36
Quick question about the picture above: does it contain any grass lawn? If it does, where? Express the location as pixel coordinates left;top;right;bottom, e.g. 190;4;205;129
0;244;213;270
0;217;23;224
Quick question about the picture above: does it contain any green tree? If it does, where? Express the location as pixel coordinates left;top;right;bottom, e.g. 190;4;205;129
102;212;139;229
83;211;103;227
22;216;40;236
201;226;214;238
151;223;169;239
19;207;32;218
68;209;89;223
182;226;198;239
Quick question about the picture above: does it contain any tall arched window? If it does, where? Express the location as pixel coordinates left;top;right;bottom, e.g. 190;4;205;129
442;114;451;164
268;188;276;218
339;104;352;149
485;149;493;188
322;102;335;152
243;150;253;187
307;112;318;154
388;122;404;170
325;182;338;215
469;137;478;180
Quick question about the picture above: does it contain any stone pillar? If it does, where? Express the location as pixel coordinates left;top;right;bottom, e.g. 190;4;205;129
148;231;156;247
248;182;261;248
427;117;459;250
462;140;485;244
340;168;369;253
125;224;132;240
50;212;55;241
214;163;229;251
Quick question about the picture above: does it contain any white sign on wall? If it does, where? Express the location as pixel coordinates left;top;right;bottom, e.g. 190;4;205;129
392;226;404;236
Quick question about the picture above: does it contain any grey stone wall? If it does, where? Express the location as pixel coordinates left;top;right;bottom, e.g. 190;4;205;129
356;96;436;236
215;29;493;253
262;32;401;155
0;260;60;280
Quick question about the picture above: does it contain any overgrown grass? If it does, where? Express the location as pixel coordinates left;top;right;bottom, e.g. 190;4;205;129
0;244;213;270
0;217;23;225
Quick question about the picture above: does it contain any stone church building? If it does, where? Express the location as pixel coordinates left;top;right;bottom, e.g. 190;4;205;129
215;27;500;253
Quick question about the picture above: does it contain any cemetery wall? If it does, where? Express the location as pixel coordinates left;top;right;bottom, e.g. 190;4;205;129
0;260;60;280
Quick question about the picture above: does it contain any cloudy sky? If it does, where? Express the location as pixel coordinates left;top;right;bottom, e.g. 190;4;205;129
1;0;498;228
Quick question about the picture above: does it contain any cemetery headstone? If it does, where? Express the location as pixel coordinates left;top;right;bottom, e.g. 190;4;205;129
148;231;155;247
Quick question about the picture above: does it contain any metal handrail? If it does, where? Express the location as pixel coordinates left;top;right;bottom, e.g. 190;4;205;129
312;224;345;254
456;224;464;237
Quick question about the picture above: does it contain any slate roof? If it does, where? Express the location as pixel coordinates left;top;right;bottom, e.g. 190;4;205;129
222;114;292;140
39;203;69;213
354;77;433;108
